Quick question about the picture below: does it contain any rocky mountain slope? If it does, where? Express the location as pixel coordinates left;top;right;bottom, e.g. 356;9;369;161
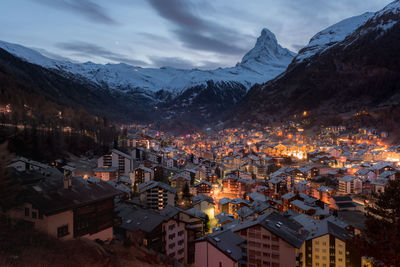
0;48;155;122
231;1;400;130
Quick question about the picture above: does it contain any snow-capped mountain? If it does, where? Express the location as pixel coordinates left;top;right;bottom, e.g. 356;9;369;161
0;28;294;95
233;0;400;127
293;12;374;64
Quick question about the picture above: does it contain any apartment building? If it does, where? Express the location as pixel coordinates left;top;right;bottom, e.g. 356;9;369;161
97;149;133;176
338;176;362;195
293;214;359;267
232;211;308;267
131;165;154;184
162;205;206;264
139;181;176;210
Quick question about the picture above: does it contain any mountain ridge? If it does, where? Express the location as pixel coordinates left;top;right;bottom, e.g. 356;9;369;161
0;28;294;95
230;0;400;133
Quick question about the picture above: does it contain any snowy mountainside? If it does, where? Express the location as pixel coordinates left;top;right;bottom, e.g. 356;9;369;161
0;28;295;95
293;12;374;64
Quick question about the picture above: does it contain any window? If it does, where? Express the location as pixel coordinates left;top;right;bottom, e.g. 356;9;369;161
57;225;69;238
38;212;43;219
32;211;37;219
271;245;279;251
24;207;29;217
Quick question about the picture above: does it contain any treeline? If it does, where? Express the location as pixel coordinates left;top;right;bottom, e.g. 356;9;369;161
0;48;125;161
0;121;118;162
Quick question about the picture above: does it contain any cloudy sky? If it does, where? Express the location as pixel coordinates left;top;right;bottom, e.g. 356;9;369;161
0;0;392;69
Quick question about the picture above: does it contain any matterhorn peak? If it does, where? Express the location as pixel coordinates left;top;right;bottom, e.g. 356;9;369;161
259;28;278;44
240;28;295;67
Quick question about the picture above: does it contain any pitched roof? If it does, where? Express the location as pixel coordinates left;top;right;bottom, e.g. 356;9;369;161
20;176;120;215
235;206;255;219
171;172;191;181
232;211;308;249
192;194;214;206
197;230;246;262
118;206;167;233
292;214;353;241
138;180;176;194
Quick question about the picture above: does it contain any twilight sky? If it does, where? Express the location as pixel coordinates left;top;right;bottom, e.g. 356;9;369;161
0;0;392;69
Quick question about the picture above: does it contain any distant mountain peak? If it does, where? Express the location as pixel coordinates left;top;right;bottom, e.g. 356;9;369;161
0;27;295;94
240;28;295;67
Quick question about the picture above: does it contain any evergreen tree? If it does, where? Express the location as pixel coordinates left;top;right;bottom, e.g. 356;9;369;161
0;142;20;212
355;178;400;266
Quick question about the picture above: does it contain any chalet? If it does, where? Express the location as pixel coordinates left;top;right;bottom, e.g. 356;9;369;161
370;179;388;194
171;172;191;195
371;163;395;176
222;175;246;195
215;212;238;227
289;199;316;215
194;180;212;195
235;206;255;221
192;194;215;219
355;168;376;181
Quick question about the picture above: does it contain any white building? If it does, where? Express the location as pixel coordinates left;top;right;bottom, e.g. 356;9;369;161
97;149;133;176
338;176;362;194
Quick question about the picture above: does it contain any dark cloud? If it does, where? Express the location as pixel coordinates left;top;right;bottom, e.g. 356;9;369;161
32;0;118;25
149;56;196;69
55;41;148;66
149;56;225;70
147;0;249;55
